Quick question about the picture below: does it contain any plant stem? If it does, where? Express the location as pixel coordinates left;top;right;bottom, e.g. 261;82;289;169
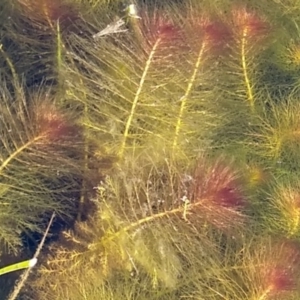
256;286;272;300
78;79;89;222
102;197;213;244
241;28;255;112
289;210;300;236
0;135;43;175
7;212;55;300
172;40;207;153
0;258;37;277
119;38;161;158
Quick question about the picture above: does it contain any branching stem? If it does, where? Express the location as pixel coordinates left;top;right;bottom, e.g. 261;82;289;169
102;197;217;244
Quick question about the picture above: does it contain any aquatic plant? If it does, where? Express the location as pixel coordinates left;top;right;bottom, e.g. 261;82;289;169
2;0;300;299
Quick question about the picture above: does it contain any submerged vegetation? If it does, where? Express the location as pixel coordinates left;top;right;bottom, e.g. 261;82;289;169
2;0;300;299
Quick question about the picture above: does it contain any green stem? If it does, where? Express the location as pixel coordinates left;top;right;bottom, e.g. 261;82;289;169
0;258;37;277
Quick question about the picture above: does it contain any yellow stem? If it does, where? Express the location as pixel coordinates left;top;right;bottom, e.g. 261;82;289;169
102;198;206;244
0;44;18;85
119;38;161;158
0;135;43;175
172;40;207;153
241;28;255;111
256;286;272;300
56;21;63;74
42;0;54;31
77;79;89;222
289;210;300;236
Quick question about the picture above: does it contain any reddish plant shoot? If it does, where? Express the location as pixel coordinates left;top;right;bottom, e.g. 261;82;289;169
33;102;78;143
135;10;185;60
230;6;269;41
259;240;300;297
188;158;247;231
189;16;231;54
17;0;80;29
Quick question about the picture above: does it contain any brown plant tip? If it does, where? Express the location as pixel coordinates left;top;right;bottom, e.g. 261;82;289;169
203;21;231;46
133;11;187;68
266;268;296;292
261;239;300;295
17;0;80;29
278;239;300;267
156;24;181;41
230;6;270;40
191;158;246;208
187;158;247;230
189;17;231;50
33;103;79;143
138;10;184;51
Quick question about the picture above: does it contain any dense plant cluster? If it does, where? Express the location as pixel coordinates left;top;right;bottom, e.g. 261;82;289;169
2;0;300;299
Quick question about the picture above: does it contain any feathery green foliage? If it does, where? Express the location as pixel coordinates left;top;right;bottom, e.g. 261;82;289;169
2;0;300;299
0;87;83;250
